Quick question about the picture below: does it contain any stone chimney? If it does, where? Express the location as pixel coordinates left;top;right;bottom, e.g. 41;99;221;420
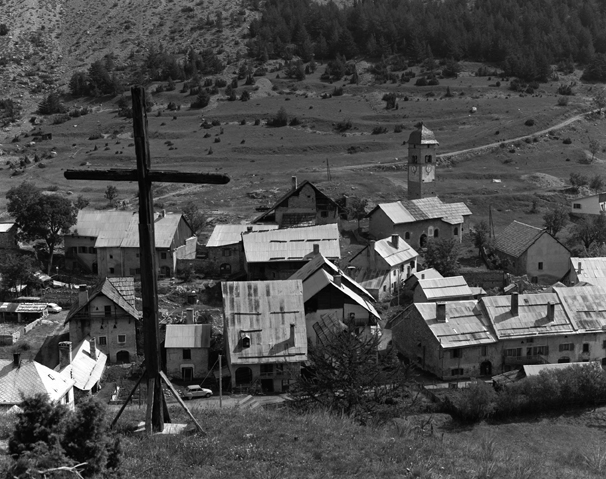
391;234;399;249
185;308;194;324
292;176;298;190
13;352;20;367
334;274;342;287
313;243;320;255
59;341;72;370
436;302;447;323
511;292;519;316
78;285;89;307
247;226;253;232
547;301;555;322
369;240;376;269
89;337;97;361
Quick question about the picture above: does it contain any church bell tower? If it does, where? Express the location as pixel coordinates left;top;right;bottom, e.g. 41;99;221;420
407;123;439;200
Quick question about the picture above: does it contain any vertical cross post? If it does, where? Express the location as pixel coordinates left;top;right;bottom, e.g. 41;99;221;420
131;87;164;433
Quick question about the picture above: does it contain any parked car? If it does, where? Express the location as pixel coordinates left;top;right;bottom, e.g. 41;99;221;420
46;303;62;313
181;385;213;400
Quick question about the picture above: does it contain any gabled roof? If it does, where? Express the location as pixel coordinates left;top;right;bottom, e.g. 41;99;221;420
68;210;189;249
65;277;139;324
222;280;307;365
252;180;340;223
417;276;473;300
242;224;340;263
408;268;443;283
494;221;549;258
349;236;418;268
289;253;375;302
301;269;380;319
165;324;212;348
58;340;107;391
368;197;471;225
570;257;606;284
412;300;497;348
0;222;15;233
207;224;279;248
554;285;606;332
349;268;390;292
0;359;74;405
482;293;575;339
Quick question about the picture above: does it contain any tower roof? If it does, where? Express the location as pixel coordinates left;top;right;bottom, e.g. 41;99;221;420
408;124;439;145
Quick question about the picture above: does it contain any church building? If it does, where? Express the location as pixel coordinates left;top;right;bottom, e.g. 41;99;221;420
367;124;471;248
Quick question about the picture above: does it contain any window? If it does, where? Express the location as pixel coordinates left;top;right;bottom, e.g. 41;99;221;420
104;305;112;317
136;253;140;258
405;232;411;240
602;340;606;349
392;270;397;277
411;155;418;163
260;364;273;375
98;336;107;346
451;348;461;359
109;255;113;259
506;348;522;357
183;349;191;360
383;285;387;292
538;262;543;270
88;247;96;254
481;345;487;357
78;246;87;253
117;335;126;344
109;267;115;274
531;346;549;356
160;252;167;260
454;226;459;236
583;343;590;353
320;211;328;218
222;249;231;257
410;260;415;269
451;368;464;376
428;226;434;236
425;155;432;163
559;343;574;352
573;203;581;209
433;229;439;238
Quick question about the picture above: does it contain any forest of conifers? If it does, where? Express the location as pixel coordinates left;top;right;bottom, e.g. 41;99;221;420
247;0;606;82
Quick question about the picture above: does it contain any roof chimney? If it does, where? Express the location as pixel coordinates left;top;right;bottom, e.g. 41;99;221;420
577;261;582;274
436;302;447;323
185;308;194;324
547;301;555;322
59;341;72;370
290;323;295;345
247;226;253;232
334;274;342;287
89;337;97;361
369;240;376;269
292;176;298;190
78;285;89;307
391;234;399;249
13;352;20;367
511;292;519;316
313;243;320;255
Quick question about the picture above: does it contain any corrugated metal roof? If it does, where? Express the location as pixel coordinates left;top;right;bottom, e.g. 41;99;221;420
413;268;443;281
69;210;187;249
222;280;307;365
207;224;279;247
302;269;379;318
482;293;575;339
418;276;473;300
59;340;107;391
494;221;544;258
165;324;212;348
373;236;418;267
0;222;15;233
0;359;74;405
289;253;375;302
243;224;340;263
414;300;497;348
374;197;471;225
571;257;606;283
555;285;606;332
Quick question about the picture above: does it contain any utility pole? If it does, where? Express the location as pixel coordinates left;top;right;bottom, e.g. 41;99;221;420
219;354;223;408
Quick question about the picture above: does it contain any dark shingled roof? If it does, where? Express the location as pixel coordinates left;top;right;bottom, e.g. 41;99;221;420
494;221;545;258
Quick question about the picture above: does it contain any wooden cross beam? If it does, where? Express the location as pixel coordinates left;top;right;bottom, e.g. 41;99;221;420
64;86;230;433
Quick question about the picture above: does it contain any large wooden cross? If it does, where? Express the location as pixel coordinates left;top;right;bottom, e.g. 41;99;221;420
64;86;230;433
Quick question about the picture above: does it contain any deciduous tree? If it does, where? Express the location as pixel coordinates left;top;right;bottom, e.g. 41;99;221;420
181;201;206;234
424;238;461;276
543;206;569;237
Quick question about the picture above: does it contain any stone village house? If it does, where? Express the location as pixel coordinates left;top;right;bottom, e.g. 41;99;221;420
65;277;140;364
64;210;196;278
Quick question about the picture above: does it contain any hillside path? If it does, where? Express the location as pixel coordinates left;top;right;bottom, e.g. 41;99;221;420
333;108;598;171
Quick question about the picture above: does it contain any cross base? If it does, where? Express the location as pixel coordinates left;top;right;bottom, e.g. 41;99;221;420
134;422;191;435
